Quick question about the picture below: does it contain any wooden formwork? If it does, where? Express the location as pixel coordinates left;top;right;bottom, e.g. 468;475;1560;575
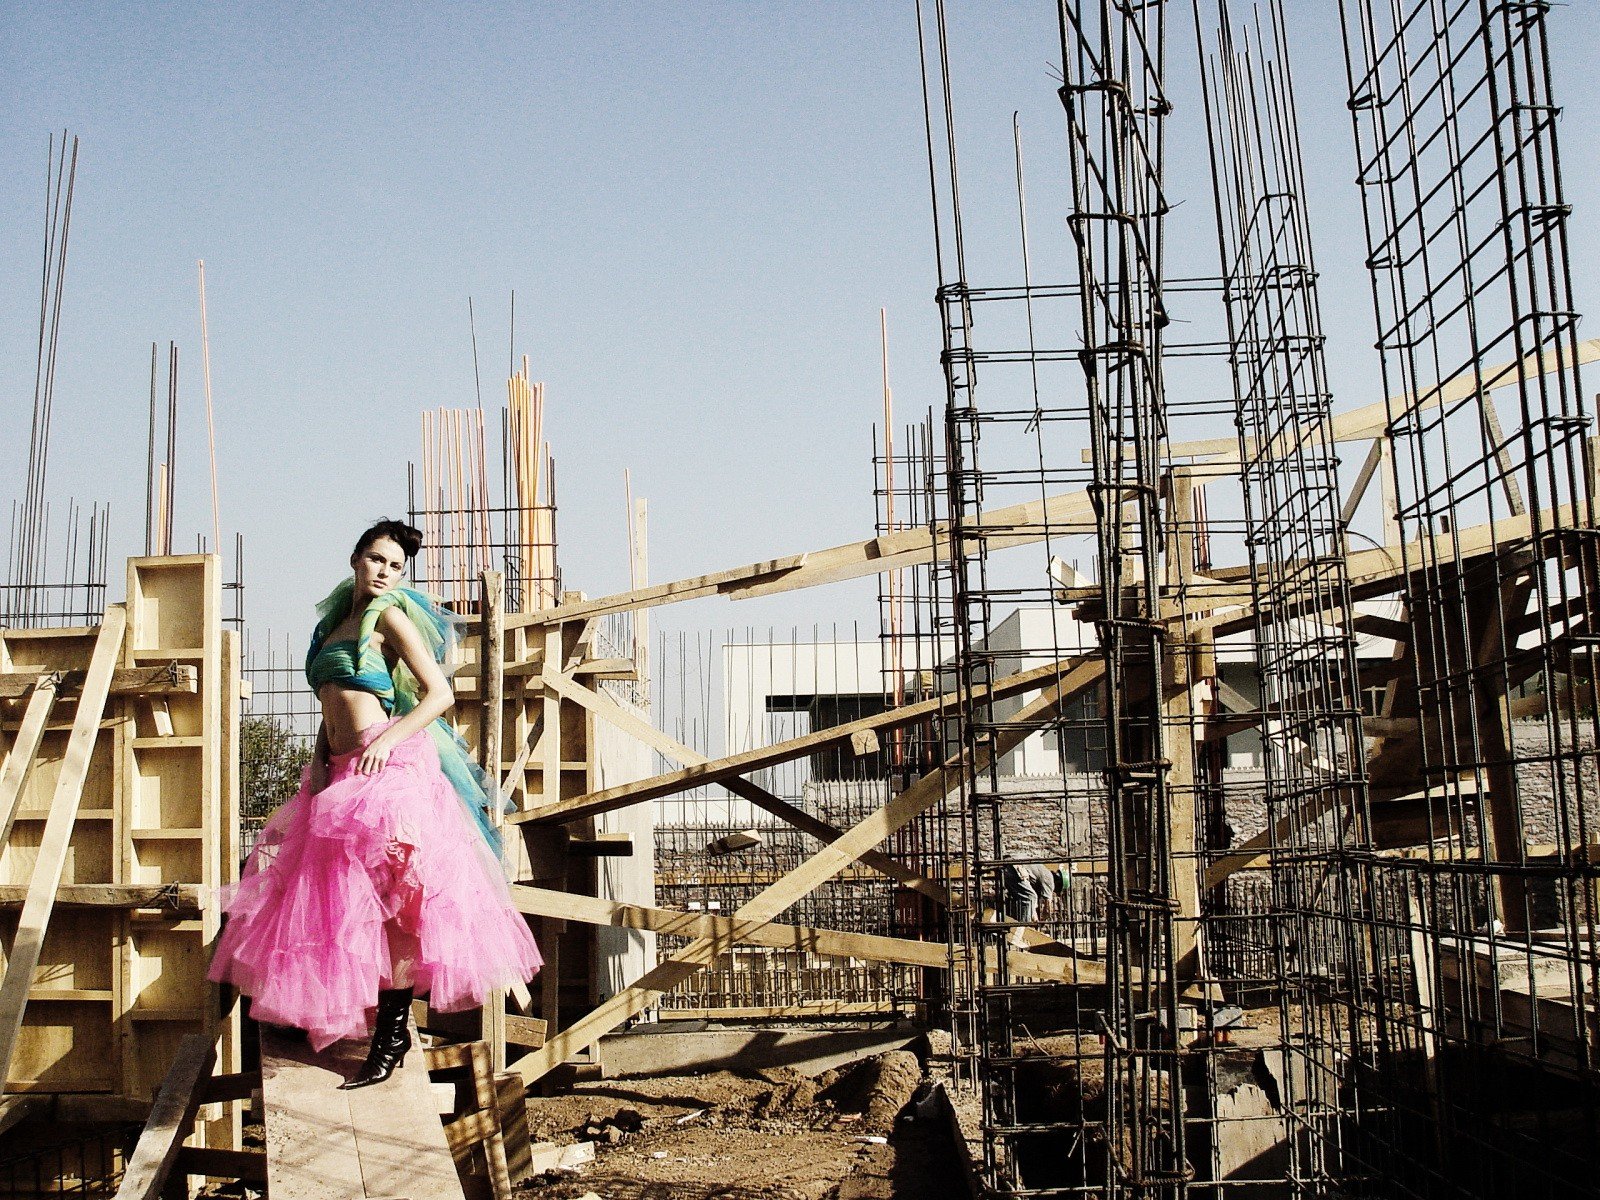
439;604;623;1064
0;554;240;1146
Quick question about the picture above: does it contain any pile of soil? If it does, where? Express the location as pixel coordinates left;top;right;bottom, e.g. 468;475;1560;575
518;1049;961;1200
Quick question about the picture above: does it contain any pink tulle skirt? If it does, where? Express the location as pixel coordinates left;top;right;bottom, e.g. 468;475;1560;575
209;719;542;1050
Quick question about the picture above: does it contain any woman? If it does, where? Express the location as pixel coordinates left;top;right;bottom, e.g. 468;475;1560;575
209;519;542;1088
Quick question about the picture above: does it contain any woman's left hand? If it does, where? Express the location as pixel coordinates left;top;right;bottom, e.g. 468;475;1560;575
356;734;396;776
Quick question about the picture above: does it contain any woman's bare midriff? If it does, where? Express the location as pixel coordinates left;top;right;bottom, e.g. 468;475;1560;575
319;682;391;755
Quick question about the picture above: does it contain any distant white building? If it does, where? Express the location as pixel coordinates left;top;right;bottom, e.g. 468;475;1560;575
655;601;1404;829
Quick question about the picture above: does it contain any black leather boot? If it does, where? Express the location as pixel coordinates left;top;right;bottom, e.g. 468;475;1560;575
339;987;413;1089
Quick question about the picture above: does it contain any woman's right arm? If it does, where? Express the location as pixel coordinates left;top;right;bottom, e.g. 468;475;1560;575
309;722;330;793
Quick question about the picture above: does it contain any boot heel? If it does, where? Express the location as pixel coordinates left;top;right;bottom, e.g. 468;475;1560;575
339;988;413;1090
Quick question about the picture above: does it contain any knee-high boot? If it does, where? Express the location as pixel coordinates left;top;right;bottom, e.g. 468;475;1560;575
339;987;414;1089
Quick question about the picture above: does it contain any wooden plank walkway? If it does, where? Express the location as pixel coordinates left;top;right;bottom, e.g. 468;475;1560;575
261;1025;464;1200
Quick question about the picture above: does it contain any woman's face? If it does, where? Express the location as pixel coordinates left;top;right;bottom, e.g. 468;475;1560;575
351;536;406;599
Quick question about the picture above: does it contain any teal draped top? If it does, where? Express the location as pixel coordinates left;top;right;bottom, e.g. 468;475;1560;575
306;581;503;854
306;639;375;691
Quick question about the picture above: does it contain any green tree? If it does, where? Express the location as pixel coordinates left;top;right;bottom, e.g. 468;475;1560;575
241;716;313;820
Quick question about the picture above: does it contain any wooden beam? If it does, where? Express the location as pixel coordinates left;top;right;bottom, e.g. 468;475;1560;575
481;571;506;801
484;656;638;683
0;884;202;910
505;883;1095;984
1367;595;1425;789
567;832;633;857
0;664;196;701
504;1013;548;1050
498;718;543;809
198;1069;262;1104
574;658;639;680
1473;569;1538;930
506;659;1100;1085
480;570;507;1075
1362;716;1421;738
1348;612;1411;642
0;1095;45;1139
1207;499;1590;640
174;1147;267;1185
425;1040;513;1200
534;669;950;903
514;652;1098;827
1163;339;1600;460
0;675;60;850
1203;779;1481;886
664;1003;891;1019
111;1033;215;1200
539;625;560;815
509;884;948;968
0;606;126;1092
1166;643;1203;981
562;616;601;672
1379;839;1600;863
632;496;650;705
506;487;1098;629
549;671;1099;970
1339;438;1386;527
1202;785;1344;891
508;553;808;627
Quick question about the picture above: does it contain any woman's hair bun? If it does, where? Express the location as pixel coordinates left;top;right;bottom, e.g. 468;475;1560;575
354;518;424;561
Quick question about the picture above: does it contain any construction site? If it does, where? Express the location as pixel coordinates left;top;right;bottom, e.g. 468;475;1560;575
4;0;1600;1197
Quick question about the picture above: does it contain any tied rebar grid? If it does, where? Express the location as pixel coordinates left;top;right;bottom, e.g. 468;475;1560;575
649;624;938;1010
0;498;109;628
916;0;1203;1189
1338;0;1600;1196
874;415;962;995
654;820;924;1014
239;631;323;857
404;490;560;617
406;397;561;616
11;132;80;629
917;0;989;1122
0;1122;139;1200
1195;2;1376;1193
1057;2;1189;1195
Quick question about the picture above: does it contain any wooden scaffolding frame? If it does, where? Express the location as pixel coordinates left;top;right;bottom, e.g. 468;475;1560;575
459;344;1600;1086
0;555;241;1145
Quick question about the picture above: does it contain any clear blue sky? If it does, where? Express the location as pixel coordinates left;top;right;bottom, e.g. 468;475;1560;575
4;3;1600;650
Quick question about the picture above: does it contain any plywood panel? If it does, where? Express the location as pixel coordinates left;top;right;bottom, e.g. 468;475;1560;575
128;928;207;1010
0;910;116;991
132;693;203;738
123;556;232;1145
16;732;115;817
129;841;204;887
13;1002;116;1091
1;819;115;886
132;750;203;829
127;1021;203;1105
0;631;96;673
0;626;125;1097
128;561;209;653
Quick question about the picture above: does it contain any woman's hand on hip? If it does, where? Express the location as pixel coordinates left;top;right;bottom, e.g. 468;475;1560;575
357;733;397;776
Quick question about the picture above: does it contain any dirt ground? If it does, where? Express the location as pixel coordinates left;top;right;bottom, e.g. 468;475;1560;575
517;1049;969;1200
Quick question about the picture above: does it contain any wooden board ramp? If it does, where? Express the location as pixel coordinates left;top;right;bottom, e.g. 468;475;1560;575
115;1027;523;1199
261;1024;464;1200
